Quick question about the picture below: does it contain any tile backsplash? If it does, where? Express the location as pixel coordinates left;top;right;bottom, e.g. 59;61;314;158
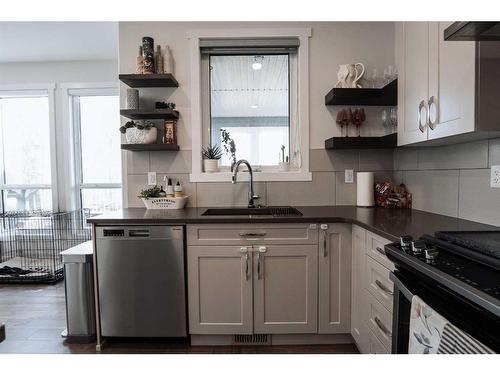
125;137;500;228
393;138;500;227
125;148;395;208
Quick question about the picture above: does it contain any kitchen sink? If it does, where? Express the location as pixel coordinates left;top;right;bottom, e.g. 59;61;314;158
202;206;302;217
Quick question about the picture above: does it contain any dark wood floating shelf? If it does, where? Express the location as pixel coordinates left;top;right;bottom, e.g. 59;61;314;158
325;79;397;106
121;143;180;151
325;133;397;150
119;74;179;88
120;109;179;120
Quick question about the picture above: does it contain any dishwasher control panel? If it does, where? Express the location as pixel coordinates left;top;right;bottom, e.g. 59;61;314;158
103;229;125;237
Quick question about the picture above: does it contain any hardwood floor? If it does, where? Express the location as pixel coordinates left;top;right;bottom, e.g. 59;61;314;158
0;282;358;354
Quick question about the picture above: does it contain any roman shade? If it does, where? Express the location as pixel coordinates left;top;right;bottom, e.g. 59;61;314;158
200;37;299;54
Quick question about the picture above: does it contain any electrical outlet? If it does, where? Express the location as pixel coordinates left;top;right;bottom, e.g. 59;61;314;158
148;172;157;186
345;169;354;184
491;165;500;188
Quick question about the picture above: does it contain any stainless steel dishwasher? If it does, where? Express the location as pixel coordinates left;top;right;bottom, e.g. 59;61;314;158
95;226;186;337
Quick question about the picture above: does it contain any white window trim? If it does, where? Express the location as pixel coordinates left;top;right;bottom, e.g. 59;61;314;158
60;82;120;211
188;28;312;183
0;83;58;211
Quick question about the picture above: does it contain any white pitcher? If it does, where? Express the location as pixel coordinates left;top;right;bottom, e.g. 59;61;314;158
352;63;365;88
336;63;365;88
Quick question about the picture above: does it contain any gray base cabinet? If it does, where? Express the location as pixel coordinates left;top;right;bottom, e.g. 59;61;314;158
187;246;253;334
254;245;318;334
318;224;352;334
187;223;352;337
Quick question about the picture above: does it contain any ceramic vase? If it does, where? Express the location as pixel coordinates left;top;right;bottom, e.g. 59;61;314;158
126;89;139;109
203;159;219;173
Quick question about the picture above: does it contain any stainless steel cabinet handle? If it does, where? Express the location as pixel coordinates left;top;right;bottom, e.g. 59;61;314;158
375;246;385;256
418;99;428;133
245;253;250;280
375;279;394;295
257;252;262;280
374;316;392;338
239;232;266;238
320;224;328;257
428;96;438;130
240;247;250;280
257;246;266;280
322;230;328;257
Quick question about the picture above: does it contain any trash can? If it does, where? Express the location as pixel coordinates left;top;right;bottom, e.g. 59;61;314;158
61;241;96;343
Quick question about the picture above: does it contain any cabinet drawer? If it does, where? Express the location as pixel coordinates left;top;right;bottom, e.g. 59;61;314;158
366;291;392;352
369;329;390;354
366;256;394;312
187;224;318;246
366;231;394;270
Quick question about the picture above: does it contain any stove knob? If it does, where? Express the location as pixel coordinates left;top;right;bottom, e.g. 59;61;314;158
400;235;413;249
411;240;426;255
424;246;439;260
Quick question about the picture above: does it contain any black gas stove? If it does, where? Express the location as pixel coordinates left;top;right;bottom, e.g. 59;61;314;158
384;231;500;353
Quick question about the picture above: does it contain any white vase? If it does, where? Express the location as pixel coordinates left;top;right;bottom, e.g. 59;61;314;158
125;127;157;144
203;159;219;173
163;45;174;75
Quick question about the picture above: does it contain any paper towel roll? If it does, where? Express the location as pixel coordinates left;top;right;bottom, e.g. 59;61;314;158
357;172;375;207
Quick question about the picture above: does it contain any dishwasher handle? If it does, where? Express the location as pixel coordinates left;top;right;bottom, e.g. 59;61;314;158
128;229;150;237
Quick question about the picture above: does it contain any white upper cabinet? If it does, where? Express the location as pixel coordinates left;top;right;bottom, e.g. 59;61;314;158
428;22;476;140
397;22;430;145
396;22;500;146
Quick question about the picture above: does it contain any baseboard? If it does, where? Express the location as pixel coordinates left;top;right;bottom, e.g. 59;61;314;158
191;333;354;346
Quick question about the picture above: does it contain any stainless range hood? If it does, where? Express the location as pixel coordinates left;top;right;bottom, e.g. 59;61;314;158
444;22;500;41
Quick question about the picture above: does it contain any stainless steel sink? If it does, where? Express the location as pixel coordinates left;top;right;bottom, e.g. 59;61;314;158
201;206;302;217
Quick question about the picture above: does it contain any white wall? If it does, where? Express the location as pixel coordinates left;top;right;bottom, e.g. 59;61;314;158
0;60;117;84
118;22;396;207
0;59;118;211
118;22;395;150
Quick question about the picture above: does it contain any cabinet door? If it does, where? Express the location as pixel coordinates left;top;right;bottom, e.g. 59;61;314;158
318;224;352;334
350;225;369;353
397;22;430;145
253;245;318;334
428;22;475;140
187;246;253;334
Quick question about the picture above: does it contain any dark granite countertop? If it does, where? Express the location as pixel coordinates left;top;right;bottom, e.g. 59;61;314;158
87;206;499;242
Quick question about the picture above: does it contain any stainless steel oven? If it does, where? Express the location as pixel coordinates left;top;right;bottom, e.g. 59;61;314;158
385;232;500;353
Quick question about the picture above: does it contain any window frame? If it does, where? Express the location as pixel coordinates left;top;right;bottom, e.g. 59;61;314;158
0;83;57;212
61;83;121;212
188;28;312;182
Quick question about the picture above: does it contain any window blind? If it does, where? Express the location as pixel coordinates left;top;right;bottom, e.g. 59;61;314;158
200;37;299;54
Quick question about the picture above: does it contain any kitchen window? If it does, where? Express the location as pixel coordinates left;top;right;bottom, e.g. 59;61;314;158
209;54;290;167
0;89;55;213
190;29;312;182
70;89;121;214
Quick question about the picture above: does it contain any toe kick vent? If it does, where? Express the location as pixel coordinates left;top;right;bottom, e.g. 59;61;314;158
232;334;270;345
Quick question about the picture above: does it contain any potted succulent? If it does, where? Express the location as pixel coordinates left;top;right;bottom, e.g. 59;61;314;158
202;145;222;173
119;120;157;144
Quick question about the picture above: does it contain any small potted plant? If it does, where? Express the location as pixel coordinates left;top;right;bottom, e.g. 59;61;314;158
202;145;222;173
221;129;237;171
119;120;157;144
